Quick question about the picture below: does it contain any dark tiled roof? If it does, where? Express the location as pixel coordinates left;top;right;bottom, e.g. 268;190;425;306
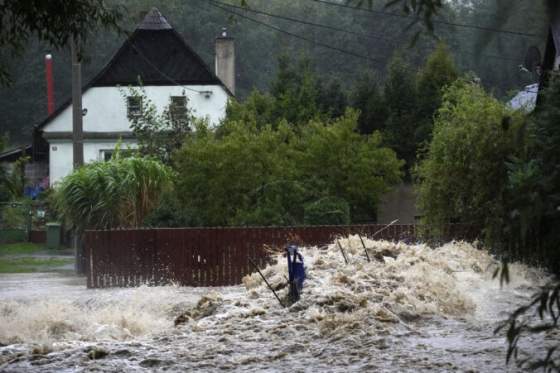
138;7;172;30
91;8;221;87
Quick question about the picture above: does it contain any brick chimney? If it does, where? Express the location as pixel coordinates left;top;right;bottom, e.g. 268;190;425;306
215;28;235;95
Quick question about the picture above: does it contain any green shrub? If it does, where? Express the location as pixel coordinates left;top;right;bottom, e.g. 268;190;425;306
304;197;350;225
0;204;27;229
502;74;560;270
415;80;525;243
0;229;26;244
143;192;194;227
55;156;173;230
174;110;402;226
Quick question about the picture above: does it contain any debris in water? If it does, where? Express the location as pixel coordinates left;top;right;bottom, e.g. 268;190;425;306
242;237;504;327
0;237;550;372
174;292;223;326
86;346;108;360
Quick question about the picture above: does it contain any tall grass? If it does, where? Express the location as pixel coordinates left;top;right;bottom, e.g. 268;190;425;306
55;157;173;230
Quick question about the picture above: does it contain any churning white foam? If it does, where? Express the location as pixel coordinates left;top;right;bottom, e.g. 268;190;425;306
242;237;547;328
0;283;205;345
0;237;547;347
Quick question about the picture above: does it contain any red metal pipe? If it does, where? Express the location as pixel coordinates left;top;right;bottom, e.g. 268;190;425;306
45;54;55;115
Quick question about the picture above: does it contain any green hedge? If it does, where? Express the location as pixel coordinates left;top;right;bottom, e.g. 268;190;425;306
0;229;26;244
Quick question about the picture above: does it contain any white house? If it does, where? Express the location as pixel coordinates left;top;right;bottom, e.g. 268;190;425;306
508;83;538;112
33;8;235;185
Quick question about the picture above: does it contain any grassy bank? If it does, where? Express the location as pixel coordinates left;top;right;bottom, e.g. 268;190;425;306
0;243;74;273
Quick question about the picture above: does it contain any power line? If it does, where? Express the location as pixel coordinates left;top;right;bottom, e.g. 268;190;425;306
210;0;521;63
206;0;384;66
210;0;393;42
310;0;539;38
129;42;204;94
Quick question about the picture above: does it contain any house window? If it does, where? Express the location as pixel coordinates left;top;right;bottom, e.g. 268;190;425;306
127;96;142;118
169;96;187;122
100;150;115;162
100;149;134;161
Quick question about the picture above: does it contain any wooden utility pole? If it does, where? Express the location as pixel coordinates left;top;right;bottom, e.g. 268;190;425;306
71;36;85;275
71;37;84;169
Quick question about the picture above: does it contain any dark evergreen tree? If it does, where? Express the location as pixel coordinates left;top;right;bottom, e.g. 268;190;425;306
383;55;419;173
350;72;387;134
416;43;459;146
317;79;348;119
270;55;321;125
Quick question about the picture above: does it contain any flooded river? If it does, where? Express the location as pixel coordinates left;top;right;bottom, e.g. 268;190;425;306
0;238;549;372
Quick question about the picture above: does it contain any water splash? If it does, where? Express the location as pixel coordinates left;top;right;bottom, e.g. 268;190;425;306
0;281;205;345
243;238;545;322
0;238;549;372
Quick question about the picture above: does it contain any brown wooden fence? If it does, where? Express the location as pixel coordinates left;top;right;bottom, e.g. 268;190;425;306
84;224;478;289
29;230;46;244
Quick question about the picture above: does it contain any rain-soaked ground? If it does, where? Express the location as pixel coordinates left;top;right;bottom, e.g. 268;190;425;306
0;238;550;372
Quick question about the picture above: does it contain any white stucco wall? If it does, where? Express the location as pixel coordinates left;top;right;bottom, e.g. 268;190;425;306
44;84;229;185
43;85;229;133
49;140;138;186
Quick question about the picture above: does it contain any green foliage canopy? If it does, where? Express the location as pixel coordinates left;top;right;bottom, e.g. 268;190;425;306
415;42;459;146
382;55;420;173
226;55;346;130
415;80;524;241
503;74;560;269
350;72;387;135
174;109;402;226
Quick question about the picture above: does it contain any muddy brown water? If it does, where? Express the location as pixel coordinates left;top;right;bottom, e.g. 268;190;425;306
0;239;549;372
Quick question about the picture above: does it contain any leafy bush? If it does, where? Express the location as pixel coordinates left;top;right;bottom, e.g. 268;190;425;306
0;203;27;229
143;192;194;228
502;74;560;269
55;156;173;230
496;281;560;370
304;197;350;225
0;155;30;202
297;110;403;222
174;110;402;226
415;80;525;243
174;118;303;226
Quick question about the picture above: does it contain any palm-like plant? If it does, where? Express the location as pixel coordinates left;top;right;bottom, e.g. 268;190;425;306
55;156;173;231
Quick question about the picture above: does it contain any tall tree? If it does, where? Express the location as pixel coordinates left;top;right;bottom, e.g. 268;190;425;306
317;79;348;119
383;55;419;173
350;72;387;134
416;80;524;241
416;43;459;146
270;55;321;125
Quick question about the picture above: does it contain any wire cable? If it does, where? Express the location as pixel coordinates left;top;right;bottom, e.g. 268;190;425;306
210;0;393;42
209;0;522;63
206;0;384;66
310;0;539;38
129;42;204;93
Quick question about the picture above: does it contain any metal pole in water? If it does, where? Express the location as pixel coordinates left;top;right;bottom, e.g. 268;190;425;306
358;234;371;262
337;239;348;264
248;257;285;308
371;219;399;239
